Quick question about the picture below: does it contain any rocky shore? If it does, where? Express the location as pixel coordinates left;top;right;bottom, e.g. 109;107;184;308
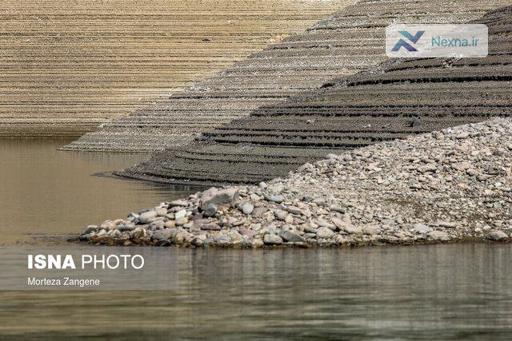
77;118;512;248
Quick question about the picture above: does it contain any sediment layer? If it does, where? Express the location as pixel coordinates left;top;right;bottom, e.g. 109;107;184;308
0;0;348;137
123;5;512;184
77;118;512;248
63;0;507;151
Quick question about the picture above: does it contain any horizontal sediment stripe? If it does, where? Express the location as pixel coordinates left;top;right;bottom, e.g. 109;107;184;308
64;0;510;152
0;0;348;137
121;5;512;185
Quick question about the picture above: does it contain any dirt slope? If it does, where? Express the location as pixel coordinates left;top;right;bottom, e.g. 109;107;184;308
0;0;349;137
122;5;512;184
65;0;509;152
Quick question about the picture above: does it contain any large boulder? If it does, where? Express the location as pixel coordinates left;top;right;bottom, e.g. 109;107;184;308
200;187;239;210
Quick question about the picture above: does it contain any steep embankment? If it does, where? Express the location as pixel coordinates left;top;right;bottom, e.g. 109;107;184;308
0;0;348;137
63;0;508;151
123;5;512;184
78;118;512;248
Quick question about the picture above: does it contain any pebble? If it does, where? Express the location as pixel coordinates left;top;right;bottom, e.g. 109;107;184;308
266;194;284;203
239;202;254;215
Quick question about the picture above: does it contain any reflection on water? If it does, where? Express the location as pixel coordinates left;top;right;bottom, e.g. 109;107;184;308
0;244;512;339
0;139;199;245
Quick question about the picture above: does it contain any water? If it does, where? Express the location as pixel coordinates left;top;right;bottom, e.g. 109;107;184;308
0;139;198;245
1;245;512;339
1;140;512;340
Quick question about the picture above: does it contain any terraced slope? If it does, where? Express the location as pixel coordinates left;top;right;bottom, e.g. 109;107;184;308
121;5;512;185
65;0;509;152
0;0;348;137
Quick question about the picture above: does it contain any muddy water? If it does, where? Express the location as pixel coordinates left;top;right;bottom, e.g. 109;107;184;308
0;139;199;245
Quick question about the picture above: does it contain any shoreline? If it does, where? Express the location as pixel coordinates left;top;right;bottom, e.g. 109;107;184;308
71;234;511;249
77;119;512;249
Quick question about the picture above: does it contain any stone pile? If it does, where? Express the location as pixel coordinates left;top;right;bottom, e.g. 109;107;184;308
78;118;512;248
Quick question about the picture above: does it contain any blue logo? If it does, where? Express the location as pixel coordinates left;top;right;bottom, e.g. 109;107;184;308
392;31;425;52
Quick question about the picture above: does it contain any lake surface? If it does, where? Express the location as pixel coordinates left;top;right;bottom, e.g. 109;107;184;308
0;139;199;245
1;140;512;340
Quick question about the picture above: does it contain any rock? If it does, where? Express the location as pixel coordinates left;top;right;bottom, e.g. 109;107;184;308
100;220;116;230
173;231;194;245
203;203;218;217
149;220;165;230
139;210;157;224
175;217;188;226
239;202;254;215
168;199;189;207
174;209;187;220
313;198;326;206
117;222;135;232
329;205;345;214
155;207;167;216
283;206;304;216
437;221;457;228
267;182;285;194
280;230;305;243
240;227;256;238
487;230;508;241
201;187;239;209
164;220;176;229
274;209;288;221
429;230;450;241
316;227;335;239
227;230;243;244
297;163;315;173
263;233;283;245
82;225;98;235
200;223;222;231
413;223;431;234
152;229;174;242
131;227;148;241
304;223;317;233
266;194;284;203
362;225;380;235
252;207;267;217
332;216;359;234
316;218;335;230
252;238;264;248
